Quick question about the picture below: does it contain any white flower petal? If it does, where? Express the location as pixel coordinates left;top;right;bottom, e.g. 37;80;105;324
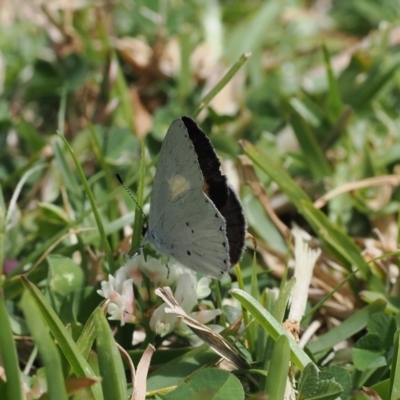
98;272;136;326
191;309;222;324
175;273;197;312
196;277;211;299
289;227;321;322
149;304;178;336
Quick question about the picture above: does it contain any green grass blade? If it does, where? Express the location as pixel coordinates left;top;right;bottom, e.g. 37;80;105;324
289;111;331;179
95;309;127;400
274;278;296;323
300;201;370;278
389;329;400;400
75;307;98;360
194;53;251;117
230;288;313;370
323;45;343;120
350;63;399;111
57;85;68;134
234;263;253;352
241;140;370;279
131;140;146;253
20;291;69;400
51;135;82;199
265;335;291;400
113;53;135;132
0;183;4;276
88;122;119;249
21;277;103;400
225;2;281;61
57;133;115;273
241;139;311;208
0;296;24;400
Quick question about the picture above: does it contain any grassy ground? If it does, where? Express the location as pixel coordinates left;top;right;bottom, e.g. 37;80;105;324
1;1;400;399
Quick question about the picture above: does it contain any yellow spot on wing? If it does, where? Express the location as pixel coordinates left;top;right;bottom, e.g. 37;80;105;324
168;174;191;199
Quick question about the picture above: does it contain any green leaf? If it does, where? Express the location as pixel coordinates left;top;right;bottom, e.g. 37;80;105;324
147;345;222;393
371;378;391;400
353;334;386;371
322;366;352;400
16;119;46;152
359;290;400;314
297;363;343;400
159;368;244;400
48;255;84;296
38;203;69;223
307;299;386;359
367;312;397;350
298;362;319;398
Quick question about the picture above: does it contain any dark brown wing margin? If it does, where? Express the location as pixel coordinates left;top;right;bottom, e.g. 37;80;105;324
181;116;246;265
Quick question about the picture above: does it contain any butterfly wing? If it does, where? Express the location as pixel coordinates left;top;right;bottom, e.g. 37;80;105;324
146;118;230;277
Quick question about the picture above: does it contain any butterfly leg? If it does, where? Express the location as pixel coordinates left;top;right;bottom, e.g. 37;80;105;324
130;243;144;257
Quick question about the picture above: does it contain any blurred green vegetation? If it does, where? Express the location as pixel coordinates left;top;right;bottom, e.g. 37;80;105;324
2;0;400;399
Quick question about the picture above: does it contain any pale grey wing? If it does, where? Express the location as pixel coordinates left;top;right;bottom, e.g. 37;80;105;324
146;118;229;278
159;187;230;278
148;118;204;231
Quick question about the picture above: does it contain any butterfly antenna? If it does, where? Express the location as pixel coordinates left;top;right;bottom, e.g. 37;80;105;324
115;174;148;224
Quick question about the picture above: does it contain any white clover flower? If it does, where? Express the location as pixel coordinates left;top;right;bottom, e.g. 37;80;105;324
174;272;197;311
149;272;219;337
196;276;212;299
149;303;177;337
122;253;190;286
97;267;137;326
